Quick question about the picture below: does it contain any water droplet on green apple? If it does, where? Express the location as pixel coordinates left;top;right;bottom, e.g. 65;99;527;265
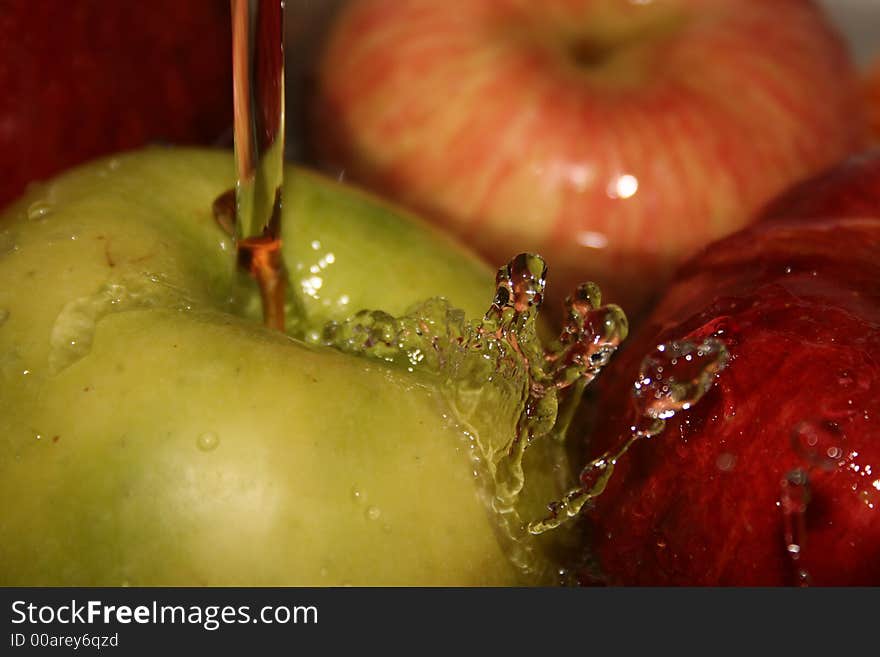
197;432;220;452
365;506;381;521
26;200;53;221
0;230;19;257
48;274;190;375
0;309;8;327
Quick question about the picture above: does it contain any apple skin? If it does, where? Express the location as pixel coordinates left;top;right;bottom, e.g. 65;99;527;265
866;57;880;143
0;0;232;207
311;0;865;315
583;151;880;586
0;148;567;585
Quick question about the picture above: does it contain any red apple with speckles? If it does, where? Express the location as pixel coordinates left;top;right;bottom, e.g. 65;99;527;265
0;0;232;207
583;151;880;586
311;0;866;315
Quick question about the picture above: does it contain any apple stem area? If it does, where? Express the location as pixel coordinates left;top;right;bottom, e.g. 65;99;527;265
231;0;287;331
237;237;287;331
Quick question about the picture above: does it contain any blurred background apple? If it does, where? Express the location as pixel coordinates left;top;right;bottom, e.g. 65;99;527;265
0;0;233;208
306;0;871;318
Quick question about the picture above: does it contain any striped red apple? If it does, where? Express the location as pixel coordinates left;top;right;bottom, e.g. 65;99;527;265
312;0;866;315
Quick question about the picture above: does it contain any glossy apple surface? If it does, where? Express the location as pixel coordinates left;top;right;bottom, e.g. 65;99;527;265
312;0;865;314
584;151;880;585
0;0;232;207
0;148;570;585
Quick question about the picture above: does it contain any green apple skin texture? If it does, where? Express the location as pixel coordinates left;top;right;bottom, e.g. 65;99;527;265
0;148;550;585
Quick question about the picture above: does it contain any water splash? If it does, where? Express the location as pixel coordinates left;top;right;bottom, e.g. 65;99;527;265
529;338;729;534
321;253;628;580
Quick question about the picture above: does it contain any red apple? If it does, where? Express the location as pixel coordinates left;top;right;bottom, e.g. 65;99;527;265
0;0;233;207
311;0;866;315
866;56;880;143
582;150;880;586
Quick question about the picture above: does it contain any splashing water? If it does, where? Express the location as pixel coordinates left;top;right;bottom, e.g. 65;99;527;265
321;253;628;579
529;338;729;534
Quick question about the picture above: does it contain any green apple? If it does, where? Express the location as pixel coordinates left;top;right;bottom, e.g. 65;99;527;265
0;147;578;585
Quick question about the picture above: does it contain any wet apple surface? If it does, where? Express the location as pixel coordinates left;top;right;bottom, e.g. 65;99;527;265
0;148;610;585
584;153;880;586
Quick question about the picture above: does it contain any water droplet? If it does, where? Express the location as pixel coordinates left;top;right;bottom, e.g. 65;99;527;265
0;230;18;257
48;274;190;375
0;309;8;327
27;200;53;221
365;506;381;521
780;468;811;586
552;284;628;382
351;487;363;503
716;452;737;472
633;339;729;420
791;419;847;471
490;253;547;314
196;432;219;452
